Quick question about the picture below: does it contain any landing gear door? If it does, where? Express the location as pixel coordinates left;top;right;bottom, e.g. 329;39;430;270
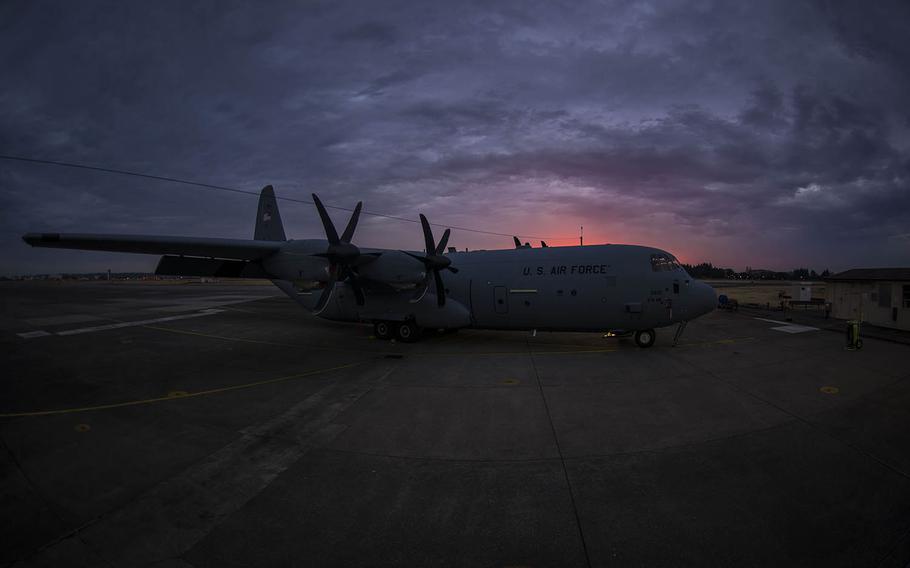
494;286;508;314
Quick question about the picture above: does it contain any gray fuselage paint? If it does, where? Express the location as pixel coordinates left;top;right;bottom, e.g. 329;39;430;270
264;240;716;332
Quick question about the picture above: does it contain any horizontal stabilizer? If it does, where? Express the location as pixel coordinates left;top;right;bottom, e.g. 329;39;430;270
155;255;269;278
22;233;281;261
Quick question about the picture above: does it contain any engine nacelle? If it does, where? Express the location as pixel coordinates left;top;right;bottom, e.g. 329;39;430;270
357;251;426;285
262;250;330;281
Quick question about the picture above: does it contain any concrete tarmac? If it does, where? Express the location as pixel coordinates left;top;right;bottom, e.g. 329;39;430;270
2;281;909;567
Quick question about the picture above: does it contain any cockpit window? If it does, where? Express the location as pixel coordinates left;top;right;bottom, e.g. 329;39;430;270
650;253;681;272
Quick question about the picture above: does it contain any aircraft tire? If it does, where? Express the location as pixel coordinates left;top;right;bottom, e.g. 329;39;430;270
374;321;393;340
395;321;421;343
634;329;656;348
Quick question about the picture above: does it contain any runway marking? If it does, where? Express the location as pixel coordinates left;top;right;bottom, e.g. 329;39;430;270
16;330;51;339
754;317;819;334
56;309;225;335
25;314;102;326
16;309;226;339
27;364;395;567
0;362;363;418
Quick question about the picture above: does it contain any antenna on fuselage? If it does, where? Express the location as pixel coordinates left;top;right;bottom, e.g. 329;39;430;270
580;226;584;246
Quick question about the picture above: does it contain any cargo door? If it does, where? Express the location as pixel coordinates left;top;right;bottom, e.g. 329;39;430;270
494;286;508;314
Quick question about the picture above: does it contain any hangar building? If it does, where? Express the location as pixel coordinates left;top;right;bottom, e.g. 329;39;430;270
825;268;910;331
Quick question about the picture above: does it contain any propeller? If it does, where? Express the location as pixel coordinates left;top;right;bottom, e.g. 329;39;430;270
405;214;459;307
310;193;374;314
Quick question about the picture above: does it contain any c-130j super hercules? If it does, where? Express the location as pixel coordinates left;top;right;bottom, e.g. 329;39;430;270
23;186;716;346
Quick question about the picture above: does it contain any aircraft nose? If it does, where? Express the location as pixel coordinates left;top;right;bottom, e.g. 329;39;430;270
696;281;716;316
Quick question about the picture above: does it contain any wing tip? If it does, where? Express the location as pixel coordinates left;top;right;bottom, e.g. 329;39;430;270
22;233;58;246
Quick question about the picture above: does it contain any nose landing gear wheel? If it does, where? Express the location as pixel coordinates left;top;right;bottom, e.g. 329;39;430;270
634;329;656;348
373;321;393;340
395;321;421;343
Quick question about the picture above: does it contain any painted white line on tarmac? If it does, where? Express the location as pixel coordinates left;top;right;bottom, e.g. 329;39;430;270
754;317;819;334
27;364;394;567
16;330;52;339
17;309;225;338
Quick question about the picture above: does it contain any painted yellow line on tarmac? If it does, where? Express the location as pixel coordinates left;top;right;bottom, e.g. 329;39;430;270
0;362;363;418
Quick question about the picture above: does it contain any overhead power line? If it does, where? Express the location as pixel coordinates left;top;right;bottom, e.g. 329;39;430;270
0;155;570;241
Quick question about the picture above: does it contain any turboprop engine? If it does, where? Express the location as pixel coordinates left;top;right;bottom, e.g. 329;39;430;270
355;250;427;288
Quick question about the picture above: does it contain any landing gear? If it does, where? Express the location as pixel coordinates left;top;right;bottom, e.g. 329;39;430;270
373;321;393;340
634;329;656;348
395;321;421;343
373;320;423;342
672;321;688;346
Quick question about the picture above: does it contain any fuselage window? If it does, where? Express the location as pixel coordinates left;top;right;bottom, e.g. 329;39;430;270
650;254;681;272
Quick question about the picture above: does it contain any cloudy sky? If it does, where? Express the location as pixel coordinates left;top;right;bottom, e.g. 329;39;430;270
1;0;909;275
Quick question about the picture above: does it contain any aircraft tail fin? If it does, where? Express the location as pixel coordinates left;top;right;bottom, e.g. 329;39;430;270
254;185;287;241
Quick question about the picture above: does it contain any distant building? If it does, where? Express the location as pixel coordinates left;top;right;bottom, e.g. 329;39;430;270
825;268;910;331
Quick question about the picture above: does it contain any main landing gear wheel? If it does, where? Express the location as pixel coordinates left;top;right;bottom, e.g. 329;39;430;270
634;329;656;348
373;321;393;340
395;321;421;343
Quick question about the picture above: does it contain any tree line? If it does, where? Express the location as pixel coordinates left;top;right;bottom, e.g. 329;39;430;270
681;262;831;280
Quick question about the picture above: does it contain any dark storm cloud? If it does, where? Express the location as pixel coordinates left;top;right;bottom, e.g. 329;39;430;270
1;0;908;274
334;22;399;46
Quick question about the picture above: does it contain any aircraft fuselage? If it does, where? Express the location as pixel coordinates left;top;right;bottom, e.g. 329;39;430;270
266;240;716;332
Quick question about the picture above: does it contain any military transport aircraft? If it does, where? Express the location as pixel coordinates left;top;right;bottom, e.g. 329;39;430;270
22;186;716;346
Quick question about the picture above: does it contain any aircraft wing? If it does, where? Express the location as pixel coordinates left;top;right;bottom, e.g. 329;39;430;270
21;233;281;261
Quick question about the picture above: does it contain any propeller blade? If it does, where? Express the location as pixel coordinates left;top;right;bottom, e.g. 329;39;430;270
348;276;365;306
513;236;522;248
433;270;446;307
312;273;337;315
435;228;451;255
419;214;435;255
410;279;429;303
340;201;362;243
312;194;340;245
